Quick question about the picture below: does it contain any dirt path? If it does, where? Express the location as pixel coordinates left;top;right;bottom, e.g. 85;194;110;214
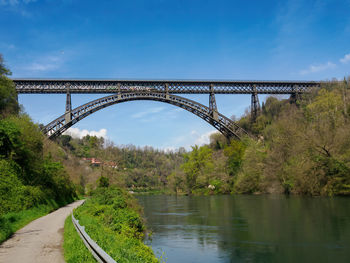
0;200;84;263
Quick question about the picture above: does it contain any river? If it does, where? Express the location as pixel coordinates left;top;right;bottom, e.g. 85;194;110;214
136;194;350;263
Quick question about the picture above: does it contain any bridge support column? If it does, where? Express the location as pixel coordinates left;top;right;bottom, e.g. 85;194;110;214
117;83;121;99
65;87;72;124
165;83;169;99
209;84;219;121
251;85;260;122
290;85;300;104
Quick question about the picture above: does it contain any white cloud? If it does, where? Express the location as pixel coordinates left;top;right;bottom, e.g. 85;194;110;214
0;0;36;5
192;130;217;146
162;129;217;151
300;61;336;75
131;107;164;119
340;54;350;64
23;54;64;73
163;146;177;153
0;0;18;5
63;127;108;139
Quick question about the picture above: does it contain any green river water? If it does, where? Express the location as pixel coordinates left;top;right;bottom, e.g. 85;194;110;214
137;194;350;263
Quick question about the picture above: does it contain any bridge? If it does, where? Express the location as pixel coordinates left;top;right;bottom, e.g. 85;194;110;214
13;79;320;140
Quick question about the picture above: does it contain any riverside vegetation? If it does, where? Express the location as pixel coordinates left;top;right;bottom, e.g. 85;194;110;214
57;78;350;196
64;186;158;262
0;54;76;242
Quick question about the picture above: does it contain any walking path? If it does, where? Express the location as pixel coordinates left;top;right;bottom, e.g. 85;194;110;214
0;199;84;263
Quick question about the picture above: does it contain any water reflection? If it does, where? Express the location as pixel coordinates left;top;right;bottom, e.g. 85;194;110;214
137;195;350;263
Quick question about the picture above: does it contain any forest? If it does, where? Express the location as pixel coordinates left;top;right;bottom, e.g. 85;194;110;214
54;78;350;197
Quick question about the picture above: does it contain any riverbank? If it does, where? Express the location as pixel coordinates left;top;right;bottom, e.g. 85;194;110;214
63;187;158;262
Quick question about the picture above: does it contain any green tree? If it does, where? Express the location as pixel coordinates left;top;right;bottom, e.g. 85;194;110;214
0;54;19;117
224;140;246;177
167;170;185;194
181;145;213;194
98;175;110;188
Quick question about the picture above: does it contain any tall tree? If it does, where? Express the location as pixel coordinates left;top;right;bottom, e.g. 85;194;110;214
181;145;213;194
0;54;19;117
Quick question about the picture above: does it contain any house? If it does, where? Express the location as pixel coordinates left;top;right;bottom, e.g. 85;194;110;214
82;157;116;168
82;157;102;166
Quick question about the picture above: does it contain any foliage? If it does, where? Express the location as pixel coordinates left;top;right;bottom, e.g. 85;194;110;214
0;115;76;218
166;79;350;196
231;80;350;196
65;187;159;262
98;175;110;187
181;145;214;194
224;140;246;177
57;135;185;191
233;140;266;194
0;54;19;117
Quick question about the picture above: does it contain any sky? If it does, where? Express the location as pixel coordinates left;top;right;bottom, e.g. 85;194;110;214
1;0;350;150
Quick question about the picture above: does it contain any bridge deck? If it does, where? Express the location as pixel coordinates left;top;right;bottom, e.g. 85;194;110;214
13;79;320;94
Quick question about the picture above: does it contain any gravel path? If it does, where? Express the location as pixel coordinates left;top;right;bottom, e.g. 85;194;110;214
0;200;84;263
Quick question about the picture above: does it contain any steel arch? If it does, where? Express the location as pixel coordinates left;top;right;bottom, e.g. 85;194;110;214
43;92;249;140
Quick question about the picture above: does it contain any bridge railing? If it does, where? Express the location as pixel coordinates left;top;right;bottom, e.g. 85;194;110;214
72;212;117;263
13;79;320;94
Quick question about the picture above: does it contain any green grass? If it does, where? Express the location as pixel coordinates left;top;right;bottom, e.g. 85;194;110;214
0;200;60;243
63;215;95;263
63;187;159;263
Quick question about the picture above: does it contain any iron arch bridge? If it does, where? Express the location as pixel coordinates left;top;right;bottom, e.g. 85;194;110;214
13;79;321;140
42;92;249;139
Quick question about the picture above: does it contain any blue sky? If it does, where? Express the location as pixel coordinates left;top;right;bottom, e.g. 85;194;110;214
1;0;350;150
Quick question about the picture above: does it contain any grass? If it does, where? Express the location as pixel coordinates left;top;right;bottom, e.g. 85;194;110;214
63;187;159;263
0;199;60;243
63;215;95;263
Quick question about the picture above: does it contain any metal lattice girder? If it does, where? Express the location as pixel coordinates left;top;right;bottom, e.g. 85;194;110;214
209;84;218;120
13;79;320;94
251;85;261;122
65;88;72;123
43;92;249;140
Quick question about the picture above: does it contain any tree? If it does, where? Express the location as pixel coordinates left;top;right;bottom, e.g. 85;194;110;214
181;145;213;194
167;170;185;194
0;54;19;117
224;140;246;177
98;175;110;188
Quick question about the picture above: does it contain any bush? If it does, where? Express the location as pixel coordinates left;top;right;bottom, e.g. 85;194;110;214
70;187;158;262
0;115;76;215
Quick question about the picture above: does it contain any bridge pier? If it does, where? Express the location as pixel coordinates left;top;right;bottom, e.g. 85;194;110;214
117;83;121;99
165;83;169;99
65;87;72;124
290;85;301;104
251;85;260;122
209;84;219;121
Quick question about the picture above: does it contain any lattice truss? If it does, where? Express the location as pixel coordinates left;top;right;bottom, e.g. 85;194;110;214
14;80;320;94
43;92;249;140
15;79;321;140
